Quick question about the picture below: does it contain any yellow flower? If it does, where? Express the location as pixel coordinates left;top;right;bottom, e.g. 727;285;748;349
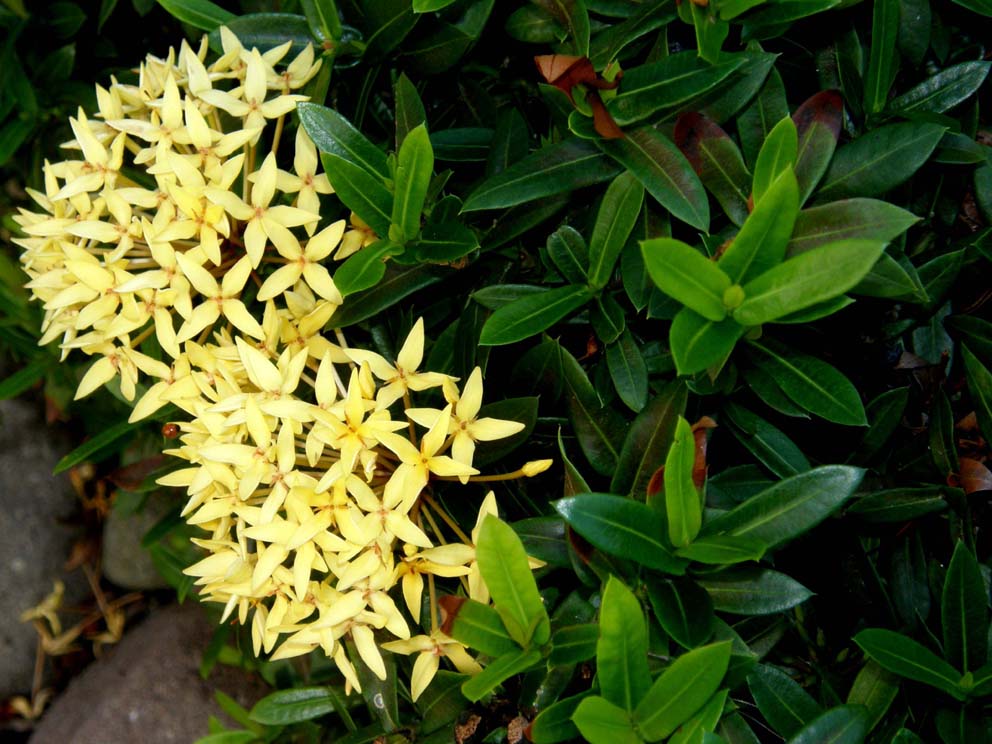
381;631;482;701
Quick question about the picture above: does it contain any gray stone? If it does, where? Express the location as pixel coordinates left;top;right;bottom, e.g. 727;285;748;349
29;603;269;744
0;397;82;698
102;495;172;590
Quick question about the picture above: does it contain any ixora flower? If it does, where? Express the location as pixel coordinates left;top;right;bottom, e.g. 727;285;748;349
162;318;547;697
12;29;351;403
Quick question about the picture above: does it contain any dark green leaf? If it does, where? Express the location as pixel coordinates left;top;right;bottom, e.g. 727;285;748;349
429;128;493;162
951;0;992;15
737;66;789;169
602;127;710;230
554;492;688;574
792;90;843;204
942;541;989;673
208;13;313;55
588;173;644;291
846;660;899;733
249;687;337;725
412;221;479;263
669;311;744;376
549;624;599;666
462;138;620;212
748;664;823;737
698;567;813;615
329;265;440;327
529;692;588;744
723;402;809;477
674;112;751;226
562;347;627;476
0;358;50;400
605;331;647;413
506;5;564;43
299;103;389;180
442;598;519;658
864;0;900;114
962;346;992;447
854;629;965;699
847;487;951;523
787;705;869;744
854;386;910;463
930;388;959;476
788;200;918;256
394;73;426;151
646;577;715;649
889;61;991;114
533;0;590;55
486;109;529;176
155;0;233;29
461;648;542;702
54;421;137;474
611;380;688;496
479;284;591;346
597;576;652;710
321;153;393;236
512;516;569;568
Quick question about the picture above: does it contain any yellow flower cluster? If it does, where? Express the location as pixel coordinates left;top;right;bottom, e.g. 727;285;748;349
162;317;550;697
12;30;371;403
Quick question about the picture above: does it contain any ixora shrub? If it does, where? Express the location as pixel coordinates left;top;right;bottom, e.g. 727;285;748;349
4;0;992;742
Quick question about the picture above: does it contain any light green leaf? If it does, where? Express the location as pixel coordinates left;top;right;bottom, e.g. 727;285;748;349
479;284;592;346
752;117;798;205
666;417;701;548
597;576;652;710
642;238;731;322
572;696;641;744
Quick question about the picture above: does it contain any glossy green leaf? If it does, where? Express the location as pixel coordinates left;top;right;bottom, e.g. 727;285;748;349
442;598;519;658
329;265;440;327
792;90;843;204
786;197;921;254
429;128;493;162
942;541;989;673
412;221;479;263
691;2;730;63
889;61;991;114
846;661;899;733
572;696;640;744
476;515;550;646
740;0;841;38
752;117;798;205
479;284;591;346
394;73;425;151
462;138;620;212
787;705;869;744
598;576;652;710
611;380;687;496
298;103;389;180
461;647;542;702
704;466;864;549
547;226;589;285
634;641;733;740
607;331;648;412
962;346;992;447
669;311;745;376
817;122;946;200
674;112;751;226
208;13;313;55
554;493;687;573
472;397;538;467
588;173;644;291
391;123;433;242
301;0;342;40
562;347;627;476
735;239;886;326
666;417;701;548
549;624;599;666
669;690;728;744
321;153;393;236
737;66;789;169
723;402;809;477
588;0;676;68
864;0;899;114
486;108;529;176
155;0;234;29
747;339;866;425
54;420;137;474
249;687;337;725
530;692;588;744
333;240;402;296
698;567;813;615
601;127;710;231
607;51;747;126
642;238;731;322
718;167;800;284
847;487;950;523
362;0;418;58
748;664;823;737
646;577;715;650
854;629;965;699
744;365;809;419
675;535;766;565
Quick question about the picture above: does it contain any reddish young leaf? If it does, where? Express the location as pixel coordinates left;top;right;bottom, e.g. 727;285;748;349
438;595;466;635
956;458;992;494
691;416;717;490
535;55;598;104
586;90;625;139
674;112;750;224
791;90;843;203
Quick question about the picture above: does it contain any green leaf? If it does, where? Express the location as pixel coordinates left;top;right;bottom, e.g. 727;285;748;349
530;692;588;744
549;624;599;666
430;128;493;162
572;696;641;744
788;199;919;256
513;515;569;568
691;2;730;63
533;0;590;55
752;117;798;205
888;61;991;114
698;567;813;615
633;641;733;740
675;535;766;565
748;664;823;737
333;240;402;296
646;577;715;650
562;346;627;476
54;420;137;474
461;647;543;702
462;138;620;212
703;466;865;550
601;127;710;230
412;221;479;263
588;0;676;68
674;112;751;226
854;629;965;699
641;238;731;322
607;51;747;127
847;487;950;523
792;90;843;205
301;0;342;40
846;661;899;733
329;265;440;327
476;515;550;646
747;339;866;425
962;346;992;447
942;541;989;673
817;122;946;201
249;687;337;725
735;239;886;326
737;66;789;169
363;0;418;57
154;0;233;29
505;5;564;44
593;293;627;343
607;331;648;413
553;493;688;574
321;153;393;236
442;598;519;658
391;123;433;242
864;0;900;114
951;0;992;14
413;0;457;10
611;380;688;496
547;226;589;285
929;388;959;476
787;705;869;744
0;358;50;400
588;173;645;291
207;13;313;55
719;167;800;284
946;315;992;367
394;73;425;151
854;386;910;463
669;311;744;376
299;103;389;181
417;671;468;735
479;284;592;346
723;402;809;477
597;576;652;710
666;417;701;548
487;109;529;176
